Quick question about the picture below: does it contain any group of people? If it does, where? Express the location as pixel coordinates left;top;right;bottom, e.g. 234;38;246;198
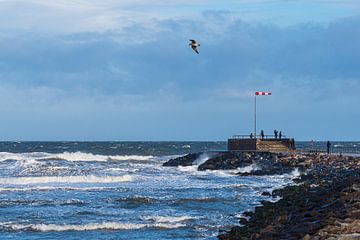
249;129;283;140
273;129;282;140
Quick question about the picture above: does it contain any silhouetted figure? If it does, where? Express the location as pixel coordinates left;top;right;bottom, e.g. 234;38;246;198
279;131;282;140
290;138;295;150
274;130;278;139
250;133;253;139
327;141;331;154
260;130;264;140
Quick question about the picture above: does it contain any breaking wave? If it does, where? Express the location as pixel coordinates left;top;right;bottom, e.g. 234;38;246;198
237;163;260;173
1;221;185;232
0;151;153;162
0;175;132;185
142;215;195;223
0;199;86;207
0;186;121;192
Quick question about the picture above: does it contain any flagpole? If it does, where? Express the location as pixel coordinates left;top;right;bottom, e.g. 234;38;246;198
253;91;271;140
254;94;257;139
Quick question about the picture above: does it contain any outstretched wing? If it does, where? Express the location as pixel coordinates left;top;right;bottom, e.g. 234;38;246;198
189;39;197;44
191;46;199;54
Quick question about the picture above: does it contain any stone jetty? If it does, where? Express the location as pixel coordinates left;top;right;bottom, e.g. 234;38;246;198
163;151;360;239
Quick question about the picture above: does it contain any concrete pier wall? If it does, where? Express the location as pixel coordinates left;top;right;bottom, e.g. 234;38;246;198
228;138;257;151
228;138;296;152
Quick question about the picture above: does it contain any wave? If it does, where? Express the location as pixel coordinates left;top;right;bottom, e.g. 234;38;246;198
4;222;147;232
175;197;223;204
0;186;121;192
142;215;195;223
0;175;132;185
112;196;155;205
237;163;260;173
0;151;153;162
1;221;185;232
0;198;86;207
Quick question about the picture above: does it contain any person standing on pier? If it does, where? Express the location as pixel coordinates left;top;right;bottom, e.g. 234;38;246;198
279;131;282;140
274;130;278;139
327;141;331;154
260;130;264;140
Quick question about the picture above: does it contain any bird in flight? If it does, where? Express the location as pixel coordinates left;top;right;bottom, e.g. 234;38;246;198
189;39;200;54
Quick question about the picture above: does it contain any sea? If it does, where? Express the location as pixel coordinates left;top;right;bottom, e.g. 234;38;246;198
0;141;358;240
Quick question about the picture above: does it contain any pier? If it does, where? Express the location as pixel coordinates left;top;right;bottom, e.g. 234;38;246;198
228;134;296;152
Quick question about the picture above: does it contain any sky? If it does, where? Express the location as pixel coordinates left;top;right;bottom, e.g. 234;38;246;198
0;0;359;141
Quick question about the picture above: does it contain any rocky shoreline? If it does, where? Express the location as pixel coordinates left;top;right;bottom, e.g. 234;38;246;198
163;151;360;239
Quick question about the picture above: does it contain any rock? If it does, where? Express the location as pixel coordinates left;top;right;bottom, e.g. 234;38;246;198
162;152;202;166
218;153;360;240
303;234;311;240
261;191;272;197
198;152;254;171
239;217;248;225
276;214;288;224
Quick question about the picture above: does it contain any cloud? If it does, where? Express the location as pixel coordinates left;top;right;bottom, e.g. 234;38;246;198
0;8;359;139
1;12;360;100
0;0;359;34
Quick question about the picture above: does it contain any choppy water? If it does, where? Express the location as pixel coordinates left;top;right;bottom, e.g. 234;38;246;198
0;141;357;240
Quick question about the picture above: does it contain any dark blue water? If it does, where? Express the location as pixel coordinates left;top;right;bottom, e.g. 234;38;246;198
0;141;357;239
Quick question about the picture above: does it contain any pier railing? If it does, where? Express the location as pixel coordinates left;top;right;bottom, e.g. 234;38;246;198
231;134;287;139
296;147;360;155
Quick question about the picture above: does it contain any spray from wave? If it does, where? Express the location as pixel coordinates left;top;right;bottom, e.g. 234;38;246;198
193;152;212;166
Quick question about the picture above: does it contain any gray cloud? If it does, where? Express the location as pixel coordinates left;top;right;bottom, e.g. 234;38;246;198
0;11;359;140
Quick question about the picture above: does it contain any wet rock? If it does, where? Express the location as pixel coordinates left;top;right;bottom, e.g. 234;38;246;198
198;152;254;171
162;152;203;166
261;191;272;197
239;217;248;225
218;153;360;240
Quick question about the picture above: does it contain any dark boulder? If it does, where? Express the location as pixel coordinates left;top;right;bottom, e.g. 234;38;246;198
162;152;202;167
198;152;254;171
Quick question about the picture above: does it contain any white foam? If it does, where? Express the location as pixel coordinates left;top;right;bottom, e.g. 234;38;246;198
237;163;260;173
0;186;121;192
153;223;185;228
2;221;184;232
193;152;212;166
6;222;146;231
55;152;153;162
201;164;260;177
0;175;132;185
178;165;199;173
142;215;195;223
290;168;301;179
0;151;153;162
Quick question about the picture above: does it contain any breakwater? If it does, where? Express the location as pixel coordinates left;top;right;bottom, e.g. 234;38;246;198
163;151;360;239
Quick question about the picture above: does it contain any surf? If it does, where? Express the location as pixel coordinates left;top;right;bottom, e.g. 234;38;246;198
0;151;153;162
0;174;132;185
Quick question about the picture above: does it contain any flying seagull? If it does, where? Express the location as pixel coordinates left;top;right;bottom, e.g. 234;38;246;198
189;39;200;54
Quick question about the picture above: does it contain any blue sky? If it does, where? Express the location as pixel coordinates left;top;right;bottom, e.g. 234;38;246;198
0;0;359;141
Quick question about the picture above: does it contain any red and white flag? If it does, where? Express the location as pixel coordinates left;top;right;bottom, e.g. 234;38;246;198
255;91;271;95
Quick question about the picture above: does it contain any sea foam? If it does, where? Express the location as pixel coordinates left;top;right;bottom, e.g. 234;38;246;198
0;175;132;185
1;221;185;232
142;215;195;223
0;151;153;162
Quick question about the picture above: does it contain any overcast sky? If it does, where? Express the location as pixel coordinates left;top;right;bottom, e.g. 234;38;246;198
0;0;359;141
